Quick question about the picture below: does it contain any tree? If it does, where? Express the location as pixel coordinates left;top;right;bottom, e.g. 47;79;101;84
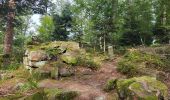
0;0;51;66
52;3;72;41
38;15;55;42
153;0;170;44
72;0;118;52
119;0;153;46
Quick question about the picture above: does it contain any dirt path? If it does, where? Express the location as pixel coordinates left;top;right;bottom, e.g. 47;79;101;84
39;60;124;100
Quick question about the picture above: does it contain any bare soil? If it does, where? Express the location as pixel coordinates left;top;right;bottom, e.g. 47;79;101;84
39;60;125;100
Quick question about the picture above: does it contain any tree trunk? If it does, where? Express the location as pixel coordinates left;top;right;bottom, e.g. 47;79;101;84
103;33;106;53
100;37;103;50
3;0;15;66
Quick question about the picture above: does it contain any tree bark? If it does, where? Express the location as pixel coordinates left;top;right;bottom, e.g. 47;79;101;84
3;0;15;65
100;37;103;50
103;33;106;53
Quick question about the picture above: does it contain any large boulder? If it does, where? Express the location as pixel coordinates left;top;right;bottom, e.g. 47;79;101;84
28;50;48;62
116;76;168;100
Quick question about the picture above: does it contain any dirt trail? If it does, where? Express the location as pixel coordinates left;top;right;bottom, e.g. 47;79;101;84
39;60;124;100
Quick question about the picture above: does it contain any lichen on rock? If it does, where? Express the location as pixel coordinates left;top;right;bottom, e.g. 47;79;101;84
116;76;168;100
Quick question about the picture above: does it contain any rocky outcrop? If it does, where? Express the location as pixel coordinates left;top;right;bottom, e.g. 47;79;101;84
105;76;168;100
23;41;80;79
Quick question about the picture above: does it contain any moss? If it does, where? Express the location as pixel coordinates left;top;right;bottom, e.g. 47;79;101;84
117;59;138;77
104;78;117;92
45;47;60;57
135;76;168;99
23;88;47;100
0;93;23;100
19;78;38;92
44;88;78;100
76;55;100;70
116;78;136;98
61;55;77;65
117;51;166;77
50;67;58;79
116;76;168;100
32;70;51;81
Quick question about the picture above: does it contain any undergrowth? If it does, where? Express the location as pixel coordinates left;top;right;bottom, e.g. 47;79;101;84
117;50;168;77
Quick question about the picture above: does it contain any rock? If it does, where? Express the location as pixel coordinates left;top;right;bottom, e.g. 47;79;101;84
24;50;29;56
116;76;168;100
32;64;59;80
22;88;47;100
59;66;75;77
14;83;24;90
44;88;78;100
23;57;29;68
51;67;59;79
104;78;117;92
76;67;93;75
61;52;78;65
58;46;67;54
95;96;105;100
28;50;48;62
32;61;47;68
23;41;85;80
32;69;51;80
108;46;114;59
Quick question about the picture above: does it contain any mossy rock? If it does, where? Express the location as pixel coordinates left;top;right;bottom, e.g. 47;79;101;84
104;78;117;92
44;88;78;100
32;70;51;81
61;53;78;65
116;76;168;100
23;88;47;100
27;41;79;51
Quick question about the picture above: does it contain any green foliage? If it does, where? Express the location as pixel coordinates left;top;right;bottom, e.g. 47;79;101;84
45;47;60;58
117;51;166;77
117;60;138;77
55;91;78;100
20;78;38;92
104;78;117;92
32;70;51;81
114;46;127;55
38;15;55;42
52;4;73;41
76;56;99;70
5;62;20;70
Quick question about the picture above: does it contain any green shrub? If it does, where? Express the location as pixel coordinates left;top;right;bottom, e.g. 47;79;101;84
76;56;99;70
7;62;21;70
104;78;117;92
117;50;167;77
117;60;138;77
20;78;38;92
114;46;127;55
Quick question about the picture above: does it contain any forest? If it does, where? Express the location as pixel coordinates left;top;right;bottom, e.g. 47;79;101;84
0;0;170;100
